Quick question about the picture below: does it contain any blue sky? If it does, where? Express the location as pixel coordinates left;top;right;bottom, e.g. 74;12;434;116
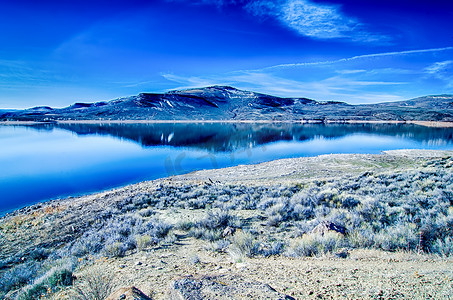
1;0;452;108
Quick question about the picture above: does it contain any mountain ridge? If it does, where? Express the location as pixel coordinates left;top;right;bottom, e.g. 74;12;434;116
1;86;453;122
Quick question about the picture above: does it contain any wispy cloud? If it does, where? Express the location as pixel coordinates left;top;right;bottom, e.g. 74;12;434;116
246;0;386;42
260;46;453;70
162;46;453;103
0;59;54;86
162;74;221;88
424;60;453;87
162;69;408;103
425;60;453;76
168;0;387;42
281;0;353;39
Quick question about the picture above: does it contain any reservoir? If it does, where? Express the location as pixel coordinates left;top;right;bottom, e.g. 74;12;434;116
1;122;453;214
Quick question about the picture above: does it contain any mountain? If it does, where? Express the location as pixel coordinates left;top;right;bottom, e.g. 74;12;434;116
1;86;453;122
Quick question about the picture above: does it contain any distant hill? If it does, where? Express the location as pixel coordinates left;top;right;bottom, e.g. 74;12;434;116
0;109;17;114
1;86;453;122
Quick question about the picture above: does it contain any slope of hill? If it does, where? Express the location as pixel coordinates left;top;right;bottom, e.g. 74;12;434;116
1;86;452;122
1;150;453;299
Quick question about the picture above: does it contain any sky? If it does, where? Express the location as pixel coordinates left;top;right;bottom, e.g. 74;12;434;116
0;0;453;108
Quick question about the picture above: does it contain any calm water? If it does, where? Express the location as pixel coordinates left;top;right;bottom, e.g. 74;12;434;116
1;122;453;215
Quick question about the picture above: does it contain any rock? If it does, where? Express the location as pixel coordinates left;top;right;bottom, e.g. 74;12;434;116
311;221;347;235
105;286;152;300
222;226;236;238
235;262;248;269
166;274;293;299
335;249;349;258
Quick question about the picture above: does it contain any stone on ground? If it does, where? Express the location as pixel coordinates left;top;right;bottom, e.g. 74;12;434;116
166;274;295;300
105;286;152;300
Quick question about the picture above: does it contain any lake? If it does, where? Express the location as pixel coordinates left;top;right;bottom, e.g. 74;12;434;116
1;122;453;215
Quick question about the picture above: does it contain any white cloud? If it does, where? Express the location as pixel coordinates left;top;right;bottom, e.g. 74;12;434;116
280;0;355;39
168;0;386;42
245;0;387;42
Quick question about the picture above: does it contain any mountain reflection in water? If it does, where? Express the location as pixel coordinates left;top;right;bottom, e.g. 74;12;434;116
31;122;453;152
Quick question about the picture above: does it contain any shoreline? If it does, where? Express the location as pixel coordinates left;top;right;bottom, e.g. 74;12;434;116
1;119;453;127
2;149;453;219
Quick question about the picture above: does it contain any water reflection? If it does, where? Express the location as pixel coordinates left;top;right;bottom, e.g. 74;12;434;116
1;122;453;215
29;122;453;152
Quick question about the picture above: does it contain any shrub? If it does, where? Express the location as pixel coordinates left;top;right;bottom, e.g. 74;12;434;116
294;221;316;236
207;239;231;253
16;259;75;300
257;196;278;211
319;232;347;253
199;210;236;230
339;194;360;209
288;234;319;257
290;190;318;208
287;232;346;257
138;208;154;217
188;210;240;241
347;227;375;248
189;227;222;241
266;214;283;227
260;241;285;257
291;204;314;221
72;266;114;300
432;237;453;257
149;220;172;239
135;234;153;250
229;231;260;258
71;233;104;257
104;242;126;258
69;214;172;258
163;232;178;244
0;261;39;295
374;224;418;251
176;220;194;231
28;248;50;261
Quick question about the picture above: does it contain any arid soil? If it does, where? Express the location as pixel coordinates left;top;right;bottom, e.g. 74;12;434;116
54;236;453;299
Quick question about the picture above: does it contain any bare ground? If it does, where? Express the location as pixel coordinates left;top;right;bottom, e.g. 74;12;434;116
53;235;453;299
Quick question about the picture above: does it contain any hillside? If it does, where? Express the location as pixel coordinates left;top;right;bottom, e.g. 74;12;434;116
1;150;452;299
1;86;453;122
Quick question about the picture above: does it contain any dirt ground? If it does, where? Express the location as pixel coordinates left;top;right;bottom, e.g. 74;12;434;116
54;233;453;299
